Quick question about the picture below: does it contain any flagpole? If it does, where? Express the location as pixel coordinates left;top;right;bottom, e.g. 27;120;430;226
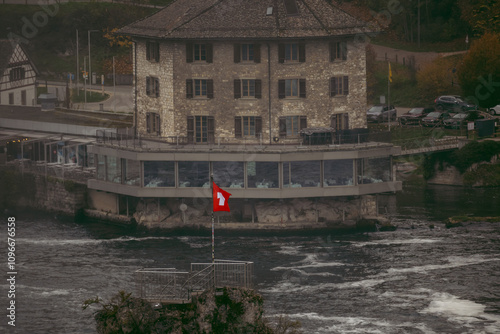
210;175;215;264
388;61;391;131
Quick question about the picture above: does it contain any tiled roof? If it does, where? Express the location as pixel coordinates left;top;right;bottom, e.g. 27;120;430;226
118;0;374;40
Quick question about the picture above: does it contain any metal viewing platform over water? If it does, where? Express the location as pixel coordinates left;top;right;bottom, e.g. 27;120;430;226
135;260;253;304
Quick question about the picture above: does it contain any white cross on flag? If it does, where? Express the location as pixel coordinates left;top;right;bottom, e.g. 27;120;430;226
212;182;232;212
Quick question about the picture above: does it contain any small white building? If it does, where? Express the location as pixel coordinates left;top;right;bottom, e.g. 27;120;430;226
0;39;38;106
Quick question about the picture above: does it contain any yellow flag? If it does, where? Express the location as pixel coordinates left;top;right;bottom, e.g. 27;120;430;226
389;62;393;83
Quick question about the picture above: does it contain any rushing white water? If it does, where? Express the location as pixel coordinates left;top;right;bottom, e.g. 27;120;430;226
1;185;500;333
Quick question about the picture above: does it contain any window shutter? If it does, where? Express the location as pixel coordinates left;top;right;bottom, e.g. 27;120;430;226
146;42;151;60
278;43;285;63
299;116;307;130
208;116;215;143
279;117;287;137
255;117;262;137
186;79;193;98
330;77;337;97
146;113;151;133
299;79;306;98
234;44;240;63
207;79;214;99
331;115;337;130
186;43;193;63
278;80;285;99
234;116;242;138
206;44;213;63
155;78;160;97
299;42;306;62
234;79;241;98
155;43;159;62
146;77;151;96
329;42;334;62
156;114;161;135
187;116;194;143
343;76;349;95
343;113;349;129
341;41;347;61
255;79;262;99
254;44;261;63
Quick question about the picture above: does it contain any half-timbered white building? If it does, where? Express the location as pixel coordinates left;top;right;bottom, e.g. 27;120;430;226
0;40;38;106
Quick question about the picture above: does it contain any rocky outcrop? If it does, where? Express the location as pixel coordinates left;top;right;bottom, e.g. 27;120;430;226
88;288;274;334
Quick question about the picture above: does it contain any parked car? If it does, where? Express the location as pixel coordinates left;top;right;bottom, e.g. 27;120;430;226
443;111;484;129
398;107;435;126
367;105;397;123
420;111;452;127
488;105;500;115
435;95;477;112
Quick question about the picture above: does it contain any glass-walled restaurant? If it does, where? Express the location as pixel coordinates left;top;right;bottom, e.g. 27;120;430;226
91;150;396;198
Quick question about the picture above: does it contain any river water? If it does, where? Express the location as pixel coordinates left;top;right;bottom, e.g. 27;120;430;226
2;184;500;333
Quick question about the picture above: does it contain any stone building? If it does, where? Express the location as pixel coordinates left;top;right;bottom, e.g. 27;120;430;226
119;0;374;144
85;0;402;229
0;40;38;106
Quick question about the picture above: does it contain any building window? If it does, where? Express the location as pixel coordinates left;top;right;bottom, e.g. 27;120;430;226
278;79;306;98
144;161;175;187
324;160;353;186
279;116;307;137
235;116;262;138
146;112;160;135
234;79;262;98
9;93;14;105
9;67;25;81
330;41;347;61
146;41;159;62
330;76;349;97
283;161;321;188
234;43;261;63
331;113;349;130
278;42;305;63
213;161;244;188
146;76;159;97
186;79;214;98
21;90;26;106
247;162;279;188
178;161;210;187
186;43;213;63
358;157;391;184
187;116;215;143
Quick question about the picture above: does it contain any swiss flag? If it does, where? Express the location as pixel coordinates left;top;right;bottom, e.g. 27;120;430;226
213;182;232;212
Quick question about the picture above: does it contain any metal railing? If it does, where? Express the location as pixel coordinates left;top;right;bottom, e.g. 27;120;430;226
135;260;253;303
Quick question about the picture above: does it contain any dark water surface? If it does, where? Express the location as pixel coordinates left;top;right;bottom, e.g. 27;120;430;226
1;184;500;333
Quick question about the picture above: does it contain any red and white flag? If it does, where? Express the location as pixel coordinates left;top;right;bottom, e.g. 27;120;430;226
212;182;232;212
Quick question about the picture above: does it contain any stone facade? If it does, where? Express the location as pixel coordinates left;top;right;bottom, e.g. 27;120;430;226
134;38;368;144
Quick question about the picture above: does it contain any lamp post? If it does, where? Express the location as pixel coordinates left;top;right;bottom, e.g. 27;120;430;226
88;30;98;93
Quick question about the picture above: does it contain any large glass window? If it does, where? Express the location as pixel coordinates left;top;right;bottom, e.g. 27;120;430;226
124;159;140;186
358;157;391;184
144;161;175;187
106;156;121;183
247;162;279;188
213;161;244;188
96;154;105;180
324;160;353;186
283;161;320;188
178;161;210;188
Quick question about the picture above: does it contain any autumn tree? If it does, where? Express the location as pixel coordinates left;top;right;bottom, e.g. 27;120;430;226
417;56;462;102
457;32;500;108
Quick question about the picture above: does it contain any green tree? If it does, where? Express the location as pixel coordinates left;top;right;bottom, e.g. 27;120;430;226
457;32;500;108
459;0;500;35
